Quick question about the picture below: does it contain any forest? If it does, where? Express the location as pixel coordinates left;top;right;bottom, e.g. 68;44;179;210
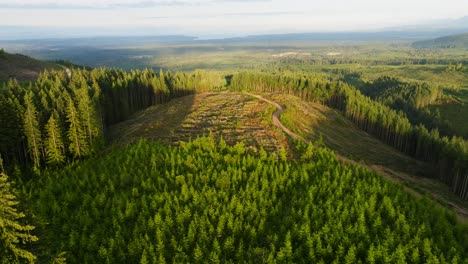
1;67;468;263
3;137;468;263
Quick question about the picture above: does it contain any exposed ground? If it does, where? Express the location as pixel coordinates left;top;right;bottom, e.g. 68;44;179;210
109;91;288;153
269;94;430;175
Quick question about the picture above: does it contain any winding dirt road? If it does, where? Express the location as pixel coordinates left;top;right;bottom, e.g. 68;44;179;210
247;93;306;143
247;92;468;221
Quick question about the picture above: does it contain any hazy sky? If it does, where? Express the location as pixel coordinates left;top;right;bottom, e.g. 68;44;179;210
0;0;467;37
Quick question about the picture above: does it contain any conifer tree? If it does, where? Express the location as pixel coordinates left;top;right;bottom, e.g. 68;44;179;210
66;99;87;158
23;93;42;168
76;86;101;147
0;170;38;263
45;111;65;165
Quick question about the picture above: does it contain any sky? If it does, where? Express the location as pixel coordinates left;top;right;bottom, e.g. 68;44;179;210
0;0;467;38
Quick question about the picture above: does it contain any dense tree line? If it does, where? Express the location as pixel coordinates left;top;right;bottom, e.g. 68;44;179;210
23;137;468;263
275;57;468;67
229;72;468;200
361;76;442;110
0;69;225;168
343;73;462;138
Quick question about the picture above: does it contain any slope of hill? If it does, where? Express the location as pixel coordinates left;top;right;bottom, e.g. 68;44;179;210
413;33;468;49
0;49;61;81
110;91;468;221
109;91;288;153
24;136;468;263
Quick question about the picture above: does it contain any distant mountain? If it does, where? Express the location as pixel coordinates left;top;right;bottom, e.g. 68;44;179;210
412;33;468;49
391;16;468;30
427;16;468;29
207;31;466;43
0;49;62;81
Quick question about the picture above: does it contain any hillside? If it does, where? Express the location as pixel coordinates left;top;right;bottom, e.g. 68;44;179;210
111;91;468;221
0;49;62;81
109;92;288;153
413;33;468;49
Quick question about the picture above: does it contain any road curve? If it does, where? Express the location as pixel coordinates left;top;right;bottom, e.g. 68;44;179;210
246;93;307;143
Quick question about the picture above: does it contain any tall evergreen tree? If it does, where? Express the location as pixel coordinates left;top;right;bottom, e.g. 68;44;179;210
45;111;65;165
76;86;101;148
66;99;87;158
23;93;42;168
0;171;38;263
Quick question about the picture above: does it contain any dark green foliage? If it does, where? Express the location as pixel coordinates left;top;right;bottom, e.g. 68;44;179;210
362;76;442;109
358;77;458;137
24;137;468;263
0;48;6;59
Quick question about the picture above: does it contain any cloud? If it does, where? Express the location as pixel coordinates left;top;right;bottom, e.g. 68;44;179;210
146;11;301;19
109;1;195;8
0;1;195;9
0;0;271;9
212;0;271;2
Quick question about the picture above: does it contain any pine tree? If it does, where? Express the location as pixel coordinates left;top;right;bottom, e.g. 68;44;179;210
0;94;23;165
76;86;101;148
45;111;65;164
66;99;88;158
0;171;38;263
23;93;42;168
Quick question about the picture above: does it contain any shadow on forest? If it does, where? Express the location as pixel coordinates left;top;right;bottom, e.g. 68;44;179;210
106;90;196;146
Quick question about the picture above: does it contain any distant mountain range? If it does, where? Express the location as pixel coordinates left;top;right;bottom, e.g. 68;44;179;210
413;33;468;49
388;16;468;31
0;16;467;42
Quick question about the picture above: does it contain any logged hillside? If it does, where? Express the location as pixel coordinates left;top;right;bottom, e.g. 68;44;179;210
0;49;61;81
110;92;287;152
413;33;468;49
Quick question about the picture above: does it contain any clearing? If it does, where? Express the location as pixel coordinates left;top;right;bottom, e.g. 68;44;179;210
109;91;288;153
